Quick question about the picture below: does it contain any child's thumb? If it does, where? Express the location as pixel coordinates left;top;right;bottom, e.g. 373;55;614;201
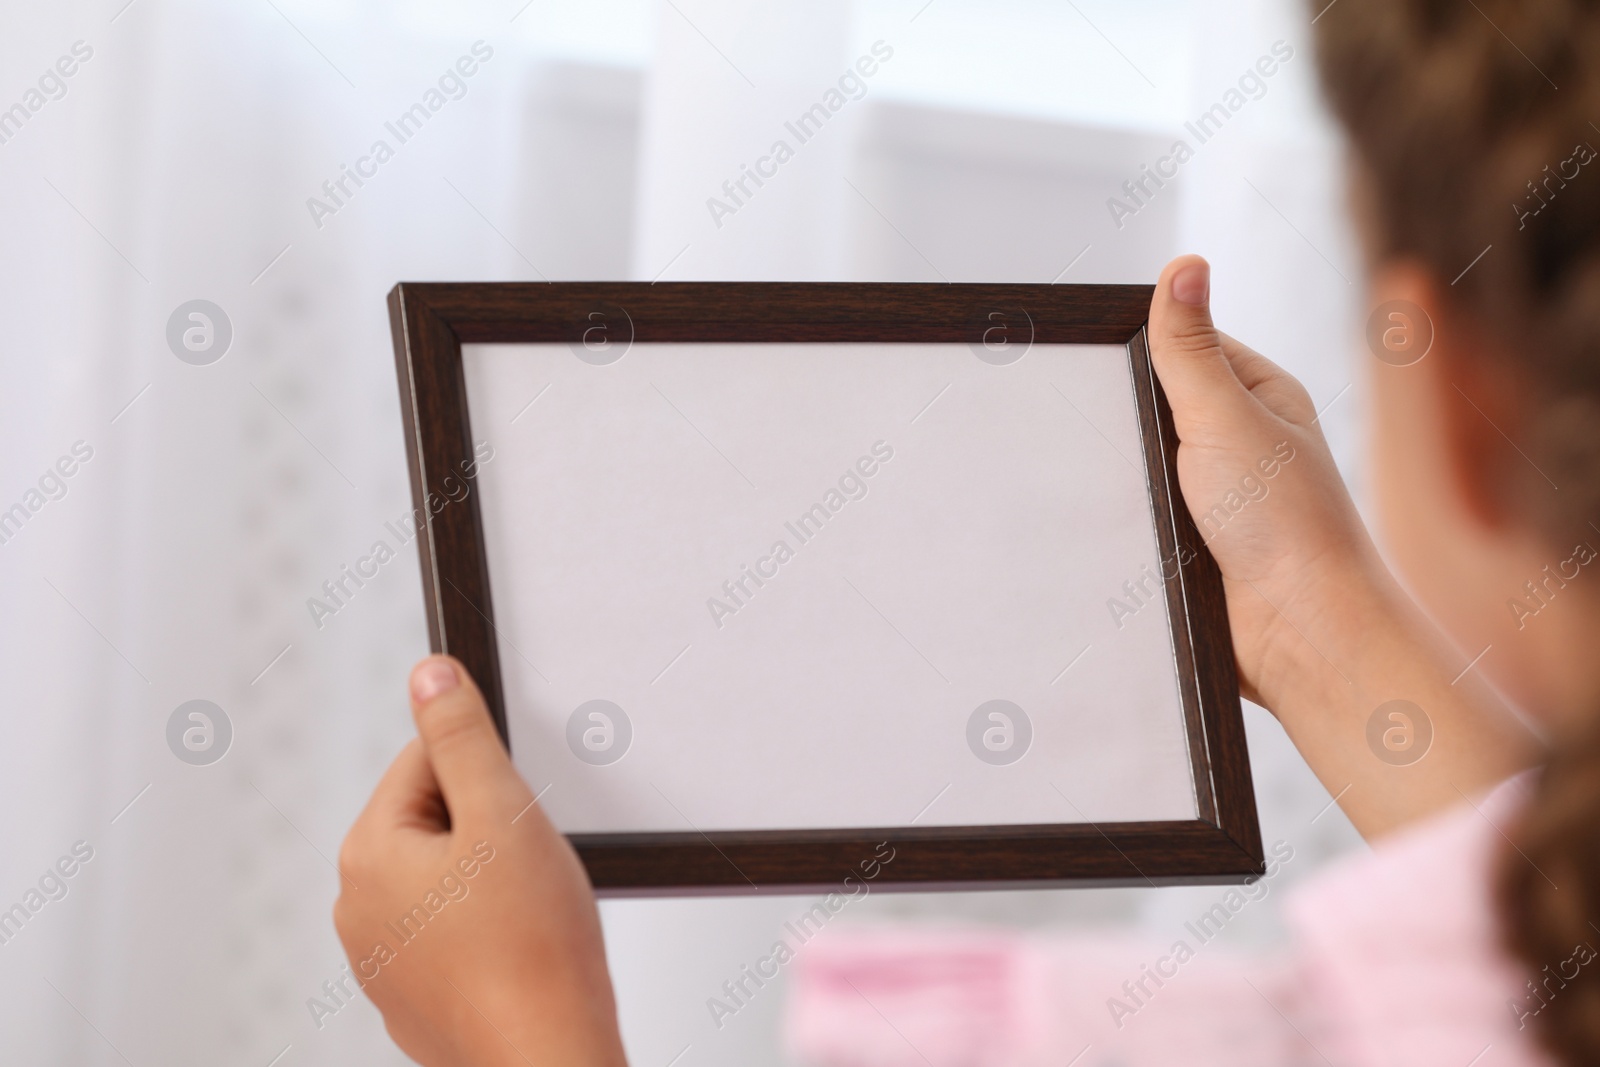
1147;256;1252;436
409;656;527;822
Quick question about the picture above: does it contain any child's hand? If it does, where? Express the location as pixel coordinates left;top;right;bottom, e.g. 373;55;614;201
1147;255;1376;708
1147;256;1534;836
334;657;627;1067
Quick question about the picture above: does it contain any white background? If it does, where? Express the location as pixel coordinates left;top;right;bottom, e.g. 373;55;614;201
467;342;1196;833
0;0;1367;1063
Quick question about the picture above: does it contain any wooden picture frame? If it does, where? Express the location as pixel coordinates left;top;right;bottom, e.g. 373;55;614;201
388;282;1262;895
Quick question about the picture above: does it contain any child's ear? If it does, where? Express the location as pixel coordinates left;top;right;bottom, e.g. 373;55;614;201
1369;259;1530;534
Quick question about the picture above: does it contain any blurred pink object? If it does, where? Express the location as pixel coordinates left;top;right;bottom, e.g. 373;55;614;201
786;775;1551;1067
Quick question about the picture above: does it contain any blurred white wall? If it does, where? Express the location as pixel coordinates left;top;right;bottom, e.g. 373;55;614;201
0;0;1364;1063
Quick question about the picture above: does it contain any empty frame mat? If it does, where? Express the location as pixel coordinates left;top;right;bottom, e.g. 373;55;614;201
390;283;1260;893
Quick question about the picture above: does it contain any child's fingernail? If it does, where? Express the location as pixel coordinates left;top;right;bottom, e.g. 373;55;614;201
411;659;459;703
1171;262;1210;306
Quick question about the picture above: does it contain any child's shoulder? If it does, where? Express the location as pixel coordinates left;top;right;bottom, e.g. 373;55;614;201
1285;771;1550;1066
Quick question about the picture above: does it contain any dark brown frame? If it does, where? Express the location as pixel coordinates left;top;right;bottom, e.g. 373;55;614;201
388;282;1262;895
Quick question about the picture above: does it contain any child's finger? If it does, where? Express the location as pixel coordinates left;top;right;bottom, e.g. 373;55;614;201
1147;256;1258;438
1220;332;1319;425
409;656;531;824
360;738;448;832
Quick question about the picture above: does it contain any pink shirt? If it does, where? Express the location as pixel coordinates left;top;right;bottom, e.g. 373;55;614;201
785;775;1551;1067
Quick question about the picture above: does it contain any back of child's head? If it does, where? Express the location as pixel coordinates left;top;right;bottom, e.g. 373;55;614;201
1314;1;1600;1058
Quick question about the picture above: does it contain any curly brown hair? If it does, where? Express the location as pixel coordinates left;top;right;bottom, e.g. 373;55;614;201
1312;0;1600;1060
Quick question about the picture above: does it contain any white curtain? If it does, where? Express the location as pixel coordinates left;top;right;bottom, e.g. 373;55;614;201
0;0;1363;1063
